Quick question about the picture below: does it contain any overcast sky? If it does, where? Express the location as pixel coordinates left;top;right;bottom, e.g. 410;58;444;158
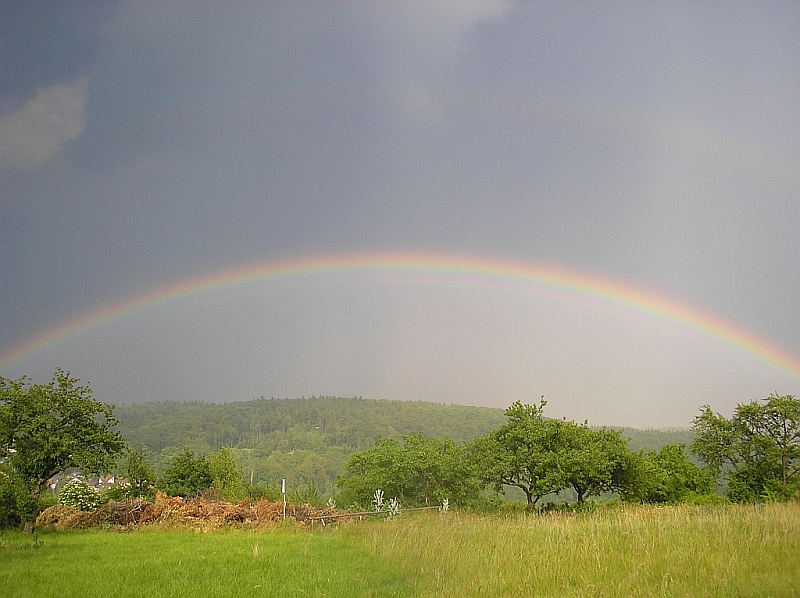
1;1;798;428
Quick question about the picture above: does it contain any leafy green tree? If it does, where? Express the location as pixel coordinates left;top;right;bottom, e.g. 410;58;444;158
756;395;800;497
0;369;126;531
120;448;156;499
207;447;247;500
0;467;23;529
158;447;213;498
561;424;630;504
338;433;480;507
621;444;714;503
338;437;405;506
471;400;568;507
692;394;800;500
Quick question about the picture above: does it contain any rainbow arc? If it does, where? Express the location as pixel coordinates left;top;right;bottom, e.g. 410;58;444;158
2;251;799;380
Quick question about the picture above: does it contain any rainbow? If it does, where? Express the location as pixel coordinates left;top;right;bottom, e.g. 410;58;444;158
2;251;799;379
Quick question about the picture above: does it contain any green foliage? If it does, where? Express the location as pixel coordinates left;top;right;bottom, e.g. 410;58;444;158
119;448;156;500
0;369;126;527
338;433;481;508
291;479;323;507
115;396;508;454
247;483;281;502
561;425;631;503
112;396;695;501
207;447;248;501
612;427;696;453
115;396;508;495
472;401;655;507
158;448;213;498
57;478;103;511
0;465;47;529
621;444;715;503
692;394;800;501
471;400;566;506
0;468;23;529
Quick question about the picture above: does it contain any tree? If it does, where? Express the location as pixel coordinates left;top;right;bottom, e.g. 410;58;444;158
757;395;800;497
158;447;213;498
561;424;630;504
471;400;568;507
692;394;800;500
0;466;23;529
121;448;156;499
338;433;480;507
0;369;126;531
621;444;714;503
207;447;247;501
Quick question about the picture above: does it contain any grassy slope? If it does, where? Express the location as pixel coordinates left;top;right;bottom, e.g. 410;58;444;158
3;503;798;597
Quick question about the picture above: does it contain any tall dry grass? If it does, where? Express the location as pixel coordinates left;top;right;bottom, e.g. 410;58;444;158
342;502;800;597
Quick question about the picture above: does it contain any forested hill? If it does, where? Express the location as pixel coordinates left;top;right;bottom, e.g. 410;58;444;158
113;397;695;493
114;396;507;454
114;396;693;455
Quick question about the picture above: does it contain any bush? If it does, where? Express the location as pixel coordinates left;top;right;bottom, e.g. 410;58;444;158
0;471;22;529
621;445;716;504
58;479;103;511
248;483;281;502
0;468;40;527
158;447;213;498
540;500;598;514
291;480;323;507
686;493;729;506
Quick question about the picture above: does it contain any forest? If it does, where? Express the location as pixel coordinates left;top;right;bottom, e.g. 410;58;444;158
2;369;797;530
112;395;695;496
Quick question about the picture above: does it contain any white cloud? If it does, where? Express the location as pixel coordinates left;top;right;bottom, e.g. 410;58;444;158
0;78;90;174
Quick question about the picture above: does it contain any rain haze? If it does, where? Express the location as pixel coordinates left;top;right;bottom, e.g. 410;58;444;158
1;1;798;428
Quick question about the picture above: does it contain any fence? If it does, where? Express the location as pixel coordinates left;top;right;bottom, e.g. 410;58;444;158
308;505;444;526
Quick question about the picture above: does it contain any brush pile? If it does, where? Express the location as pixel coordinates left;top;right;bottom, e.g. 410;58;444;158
36;492;335;530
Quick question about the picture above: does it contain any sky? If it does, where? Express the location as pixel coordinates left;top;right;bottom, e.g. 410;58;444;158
1;1;798;428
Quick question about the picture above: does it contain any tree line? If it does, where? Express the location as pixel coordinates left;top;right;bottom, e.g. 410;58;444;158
112;394;692;493
338;395;799;509
1;369;798;530
338;400;713;509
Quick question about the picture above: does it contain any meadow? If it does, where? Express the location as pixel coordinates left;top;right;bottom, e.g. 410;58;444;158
1;503;798;597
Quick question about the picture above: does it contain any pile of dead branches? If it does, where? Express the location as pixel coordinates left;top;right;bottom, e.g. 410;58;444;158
36;492;337;530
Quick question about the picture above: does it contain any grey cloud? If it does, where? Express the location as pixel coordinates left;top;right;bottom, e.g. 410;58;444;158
0;78;90;175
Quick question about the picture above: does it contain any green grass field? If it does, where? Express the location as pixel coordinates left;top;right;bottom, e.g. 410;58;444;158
0;527;413;598
2;503;798;597
346;503;800;597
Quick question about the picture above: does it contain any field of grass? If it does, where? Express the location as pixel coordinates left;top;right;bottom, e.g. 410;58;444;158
2;503;798;597
0;526;412;598
347;503;800;597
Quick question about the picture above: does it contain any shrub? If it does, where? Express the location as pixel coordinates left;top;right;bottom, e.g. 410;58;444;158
58;479;103;511
248;483;281;502
158;448;213;498
0;470;22;529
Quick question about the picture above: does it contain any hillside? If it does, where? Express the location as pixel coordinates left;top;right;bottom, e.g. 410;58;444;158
114;397;695;494
115;396;508;453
